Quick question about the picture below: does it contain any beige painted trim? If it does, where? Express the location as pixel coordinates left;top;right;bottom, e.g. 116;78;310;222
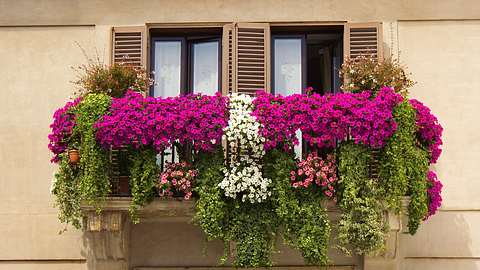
0;259;86;263
0;24;95;28
405;257;480;260
147;22;229;29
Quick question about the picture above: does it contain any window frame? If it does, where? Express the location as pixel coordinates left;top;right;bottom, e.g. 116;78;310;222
188;37;222;95
149;34;222;97
149;37;187;97
271;34;307;95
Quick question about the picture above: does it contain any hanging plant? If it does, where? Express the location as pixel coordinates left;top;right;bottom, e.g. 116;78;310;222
219;93;271;203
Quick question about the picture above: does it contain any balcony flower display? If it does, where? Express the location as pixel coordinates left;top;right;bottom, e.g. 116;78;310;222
49;58;444;268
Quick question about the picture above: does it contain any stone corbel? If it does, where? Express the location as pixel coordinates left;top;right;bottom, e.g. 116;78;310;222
83;210;130;270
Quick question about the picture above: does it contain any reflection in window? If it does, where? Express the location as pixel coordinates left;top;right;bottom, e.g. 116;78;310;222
153;41;182;97
193;41;219;95
273;38;303;159
274;38;303;96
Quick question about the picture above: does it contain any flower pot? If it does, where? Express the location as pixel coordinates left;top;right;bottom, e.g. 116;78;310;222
68;149;80;165
118;176;130;195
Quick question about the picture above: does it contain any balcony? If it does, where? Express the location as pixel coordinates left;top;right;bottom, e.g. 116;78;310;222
81;197;407;270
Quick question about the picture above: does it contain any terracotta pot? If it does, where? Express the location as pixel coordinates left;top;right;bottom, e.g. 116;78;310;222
68;149;80;165
118;176;130;195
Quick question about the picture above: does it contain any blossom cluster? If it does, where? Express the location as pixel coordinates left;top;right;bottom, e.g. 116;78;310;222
48;97;82;163
159;162;197;200
219;94;271;203
253;87;402;151
290;153;337;199
94;90;228;152
409;99;443;164
425;170;443;219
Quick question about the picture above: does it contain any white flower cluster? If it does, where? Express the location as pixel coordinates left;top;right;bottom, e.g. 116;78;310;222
219;93;271;203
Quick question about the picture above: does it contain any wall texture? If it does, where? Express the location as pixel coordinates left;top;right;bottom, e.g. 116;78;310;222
0;1;479;269
396;20;480;270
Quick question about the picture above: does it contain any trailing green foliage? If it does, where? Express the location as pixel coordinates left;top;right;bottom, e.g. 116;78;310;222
52;93;111;229
74;94;112;207
379;100;430;234
405;147;429;234
195;148;331;266
195;147;277;267
129;148;159;222
337;141;387;256
51;153;83;229
194;148;227;240
226;201;278;267
266;149;330;265
379;101;416;211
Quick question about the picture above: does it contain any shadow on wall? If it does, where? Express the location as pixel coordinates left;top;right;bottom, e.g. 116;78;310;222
400;209;476;270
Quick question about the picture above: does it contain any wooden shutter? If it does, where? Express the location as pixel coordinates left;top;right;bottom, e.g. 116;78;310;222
112;26;147;68
222;24;236;95
344;22;383;61
222;23;271;95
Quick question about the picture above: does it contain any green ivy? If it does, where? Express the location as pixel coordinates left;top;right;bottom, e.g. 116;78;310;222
226;201;278;267
266;149;330;265
378;100;429;234
337;141;387;256
75;94;112;207
194;148;227;240
52;93;111;229
195;148;331;267
405;147;429;234
129;148;159;223
51;153;83;229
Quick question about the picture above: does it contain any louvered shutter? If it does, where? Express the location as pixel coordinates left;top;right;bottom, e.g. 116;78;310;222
110;26;147;195
222;23;271;95
222;24;236;95
344;22;383;61
344;23;383;181
112;26;147;68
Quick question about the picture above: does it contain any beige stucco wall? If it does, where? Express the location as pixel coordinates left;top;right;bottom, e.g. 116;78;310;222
1;1;480;269
395;20;480;270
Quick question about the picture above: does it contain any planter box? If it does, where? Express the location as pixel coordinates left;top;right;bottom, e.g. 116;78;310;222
81;197;408;270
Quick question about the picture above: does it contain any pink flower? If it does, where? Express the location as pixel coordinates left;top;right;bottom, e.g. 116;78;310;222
158;162;197;199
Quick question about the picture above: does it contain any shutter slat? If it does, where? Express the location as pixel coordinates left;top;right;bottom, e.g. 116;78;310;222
112;27;145;68
222;23;270;95
345;23;382;62
344;22;383;67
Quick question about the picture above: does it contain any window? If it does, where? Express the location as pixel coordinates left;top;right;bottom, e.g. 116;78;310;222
271;26;344;158
150;28;222;169
271;26;344;95
150;28;222;97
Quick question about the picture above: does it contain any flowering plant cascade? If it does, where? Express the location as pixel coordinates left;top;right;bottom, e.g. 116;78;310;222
425;170;443;219
159;162;197;200
49;70;445;266
219;93;271;203
253;87;402;151
409;99;443;164
95;90;228;152
48;97;82;163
